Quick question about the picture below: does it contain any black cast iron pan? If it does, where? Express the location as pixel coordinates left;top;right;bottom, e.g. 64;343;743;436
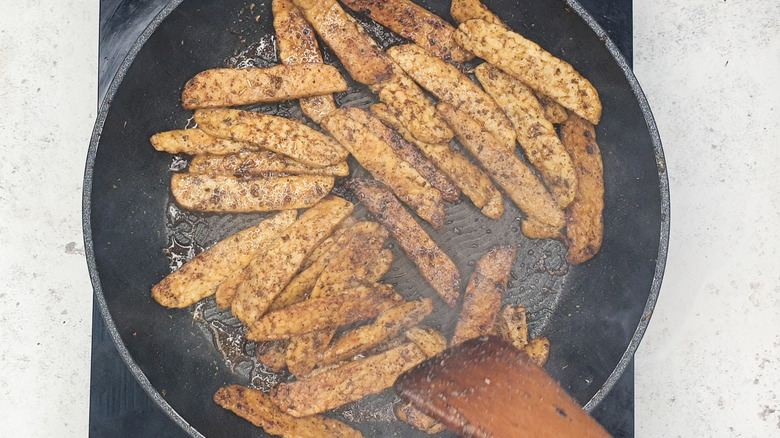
84;0;669;436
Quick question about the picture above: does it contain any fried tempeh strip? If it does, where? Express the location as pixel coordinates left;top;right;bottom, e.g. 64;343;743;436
272;341;428;417
231;196;353;326
475;63;577;207
247;284;399;341
194;109;348;168
371;103;503;219
395;402;447;434
524;335;550;367
341;0;473;63
537;93;569;124
151;211;297;308
189;151;349;177
494;303;529;349
181;64;348;109
370;62;454;145
291;0;393;85
450;0;503;26
343;106;460;202
171;174;333;212
451;245;518;346
387;44;516;151
455;20;602;125
437;102;566;235
404;326;447;358
256;340;290;372
273;0;338;123
319;299;434;366
214;385;363;438
150;129;256;155
560;115;604;264
350;179;461;306
322;110;445;229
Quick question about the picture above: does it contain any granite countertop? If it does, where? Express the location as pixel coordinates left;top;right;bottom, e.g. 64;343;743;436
0;0;778;437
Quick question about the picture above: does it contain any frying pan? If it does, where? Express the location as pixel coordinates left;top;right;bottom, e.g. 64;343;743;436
84;0;669;436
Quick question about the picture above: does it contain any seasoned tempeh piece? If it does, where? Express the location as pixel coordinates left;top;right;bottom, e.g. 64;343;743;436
494;303;529;349
151;211;297;308
291;0;393;85
256;340;290;372
302;216;357;269
404;326;447;358
370;62;454;145
475;63;577;207
560;115;604;264
189;151;349;177
395;403;447;434
230;196;353;327
273;0;338;123
537;93;569;124
451;245;518;346
194;109;348;168
171;174;334;212
272;341;428;417
524;335;550;367
343;107;460;202
349;179;461;307
181;64;347;109
371;103;503;219
450;0;503;26
247;284;400;341
388;44;516;151
341;0;473;63
322;110;445;229
437;102;566;235
319;299;434;366
214;385;363;438
150;129;256;155
455;19;602;125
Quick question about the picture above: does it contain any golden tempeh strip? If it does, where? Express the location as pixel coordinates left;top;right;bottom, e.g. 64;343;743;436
370;103;504;219
181;64;347;109
340;0;473;63
189;151;349;177
272;341;428;417
194;109;348;168
150;129;256;155
322;110;446;229
273;0;338;123
404;326;447;358
395;403;447;434
450;0;504;26
437;102;566;235
475;63;577;207
455;19;602;125
495;303;529;349
171;174;334;212
151;211;297;308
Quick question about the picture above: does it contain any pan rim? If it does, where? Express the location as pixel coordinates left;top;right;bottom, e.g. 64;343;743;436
82;0;669;434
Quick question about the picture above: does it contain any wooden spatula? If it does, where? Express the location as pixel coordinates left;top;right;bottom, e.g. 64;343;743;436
395;336;612;438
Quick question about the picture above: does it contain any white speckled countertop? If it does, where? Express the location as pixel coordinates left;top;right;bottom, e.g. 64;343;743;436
0;0;777;436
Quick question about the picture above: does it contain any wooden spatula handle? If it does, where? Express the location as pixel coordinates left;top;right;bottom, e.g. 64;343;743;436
395;336;612;438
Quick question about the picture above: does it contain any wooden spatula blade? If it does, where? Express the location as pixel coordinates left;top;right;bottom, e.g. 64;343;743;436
395;336;612;438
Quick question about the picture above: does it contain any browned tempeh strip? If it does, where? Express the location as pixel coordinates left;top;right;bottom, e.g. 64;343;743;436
340;0;473;63
151;211;297;308
524;335;550;367
189;151;349;177
537;93;569;124
369;62;454;145
371;103;503;219
272;341;427;417
291;0;393;85
560;115;604;264
349;179;461;307
388;44;516;151
395;403;447;434
437;102;566;235
194;109;348;168
214;385;363;438
343;106;460;202
273;0;338;123
450;0;504;26
231;196;353;327
455;19;602;124
181;64;347;109
319;299;434;366
404;326;447;358
495;303;529;349
451;245;518;346
322;110;445;229
171;174;334;213
150;129;256;155
247;284;399;341
256;340;290;372
475;63;577;207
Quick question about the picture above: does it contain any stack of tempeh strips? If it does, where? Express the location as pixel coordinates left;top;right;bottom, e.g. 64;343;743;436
148;0;610;434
